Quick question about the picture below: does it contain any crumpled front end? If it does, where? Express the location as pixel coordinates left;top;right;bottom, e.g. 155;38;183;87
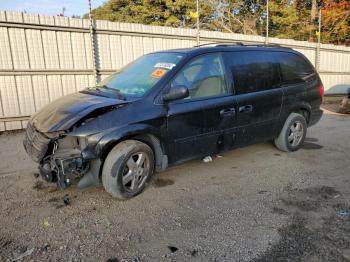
24;121;94;189
22;90;130;189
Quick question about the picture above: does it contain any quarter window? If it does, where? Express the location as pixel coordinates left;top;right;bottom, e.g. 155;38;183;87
226;51;280;95
171;53;228;99
277;52;315;84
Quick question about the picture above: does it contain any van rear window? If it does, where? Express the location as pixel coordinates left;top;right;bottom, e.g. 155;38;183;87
276;52;315;85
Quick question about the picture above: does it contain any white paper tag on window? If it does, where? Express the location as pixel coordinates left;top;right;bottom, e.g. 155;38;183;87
154;62;176;70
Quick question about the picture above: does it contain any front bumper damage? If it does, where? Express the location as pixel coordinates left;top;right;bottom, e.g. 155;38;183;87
23;122;51;163
24;122;99;189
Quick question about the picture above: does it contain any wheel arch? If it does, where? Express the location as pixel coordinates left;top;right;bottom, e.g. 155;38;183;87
130;133;168;172
99;130;168;173
293;107;311;124
276;103;311;136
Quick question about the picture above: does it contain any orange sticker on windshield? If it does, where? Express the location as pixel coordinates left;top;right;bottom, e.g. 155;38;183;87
151;68;167;79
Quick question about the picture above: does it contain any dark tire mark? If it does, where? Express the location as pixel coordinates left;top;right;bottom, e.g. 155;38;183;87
153;178;174;188
305;137;319;142
302;142;323;150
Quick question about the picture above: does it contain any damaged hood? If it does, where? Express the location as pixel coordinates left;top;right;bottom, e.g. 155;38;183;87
31;92;128;133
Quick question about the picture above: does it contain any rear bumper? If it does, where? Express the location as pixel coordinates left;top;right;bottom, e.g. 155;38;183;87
308;109;323;127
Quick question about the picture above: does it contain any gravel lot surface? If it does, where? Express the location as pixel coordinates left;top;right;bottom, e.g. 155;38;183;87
0;112;349;262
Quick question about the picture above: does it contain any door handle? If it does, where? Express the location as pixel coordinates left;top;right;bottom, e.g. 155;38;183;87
239;105;253;113
220;108;236;117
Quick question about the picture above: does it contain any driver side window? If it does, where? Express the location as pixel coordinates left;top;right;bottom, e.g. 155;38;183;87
171;53;228;99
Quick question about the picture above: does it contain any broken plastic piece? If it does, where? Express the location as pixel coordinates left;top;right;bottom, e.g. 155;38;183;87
63;194;70;205
12;248;34;261
337;209;349;218
202;156;213;163
167;246;178;253
78;159;101;188
41;243;50;252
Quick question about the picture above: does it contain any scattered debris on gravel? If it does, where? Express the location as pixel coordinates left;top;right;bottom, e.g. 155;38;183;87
63;194;70;206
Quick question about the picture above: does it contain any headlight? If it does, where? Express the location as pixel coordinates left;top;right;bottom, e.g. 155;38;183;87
57;135;89;151
57;136;78;149
45;131;64;139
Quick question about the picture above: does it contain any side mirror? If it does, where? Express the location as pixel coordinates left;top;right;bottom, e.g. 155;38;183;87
162;86;189;102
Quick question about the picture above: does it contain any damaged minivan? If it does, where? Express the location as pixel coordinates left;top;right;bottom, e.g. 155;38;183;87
24;44;323;199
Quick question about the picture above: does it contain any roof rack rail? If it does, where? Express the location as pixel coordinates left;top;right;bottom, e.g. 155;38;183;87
194;42;287;48
193;42;245;47
215;42;245;47
243;43;283;48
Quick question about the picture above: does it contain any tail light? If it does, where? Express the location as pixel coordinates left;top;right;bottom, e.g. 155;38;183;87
319;84;324;98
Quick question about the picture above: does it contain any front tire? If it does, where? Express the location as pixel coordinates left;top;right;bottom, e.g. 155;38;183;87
102;140;154;199
274;113;307;152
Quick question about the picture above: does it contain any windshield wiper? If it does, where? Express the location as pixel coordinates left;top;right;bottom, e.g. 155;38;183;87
82;86;110;98
97;85;127;100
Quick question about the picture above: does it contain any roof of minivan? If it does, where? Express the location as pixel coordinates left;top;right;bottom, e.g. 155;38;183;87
156;45;296;56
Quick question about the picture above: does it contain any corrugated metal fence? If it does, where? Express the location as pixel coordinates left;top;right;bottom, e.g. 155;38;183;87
0;11;349;131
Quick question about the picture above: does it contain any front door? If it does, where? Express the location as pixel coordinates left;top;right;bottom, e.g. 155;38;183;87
167;100;206;163
167;53;236;163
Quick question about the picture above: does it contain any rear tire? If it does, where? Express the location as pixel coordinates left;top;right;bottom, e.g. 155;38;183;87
102;140;154;199
274;113;307;152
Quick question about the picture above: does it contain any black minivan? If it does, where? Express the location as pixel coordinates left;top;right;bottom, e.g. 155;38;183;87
24;44;324;199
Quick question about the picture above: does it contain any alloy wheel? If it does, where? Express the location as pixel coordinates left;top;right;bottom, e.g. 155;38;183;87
288;121;304;147
122;152;150;192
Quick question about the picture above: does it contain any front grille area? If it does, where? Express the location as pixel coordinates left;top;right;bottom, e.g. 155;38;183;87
23;122;51;163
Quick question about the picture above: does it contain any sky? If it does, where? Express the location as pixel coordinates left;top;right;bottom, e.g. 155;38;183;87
0;0;106;17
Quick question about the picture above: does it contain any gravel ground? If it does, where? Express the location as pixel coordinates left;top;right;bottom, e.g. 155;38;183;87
0;112;349;262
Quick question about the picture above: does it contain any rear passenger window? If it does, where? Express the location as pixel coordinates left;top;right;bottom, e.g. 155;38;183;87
277;52;315;85
226;51;280;95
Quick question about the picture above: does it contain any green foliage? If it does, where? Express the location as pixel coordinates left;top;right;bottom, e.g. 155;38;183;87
89;0;350;46
90;0;167;25
90;0;199;27
269;0;311;40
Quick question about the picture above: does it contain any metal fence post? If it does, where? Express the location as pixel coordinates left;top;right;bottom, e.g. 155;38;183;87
315;8;322;71
265;0;269;44
196;0;200;45
88;0;98;84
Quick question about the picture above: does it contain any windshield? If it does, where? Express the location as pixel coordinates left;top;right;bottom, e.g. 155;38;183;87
96;52;185;97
